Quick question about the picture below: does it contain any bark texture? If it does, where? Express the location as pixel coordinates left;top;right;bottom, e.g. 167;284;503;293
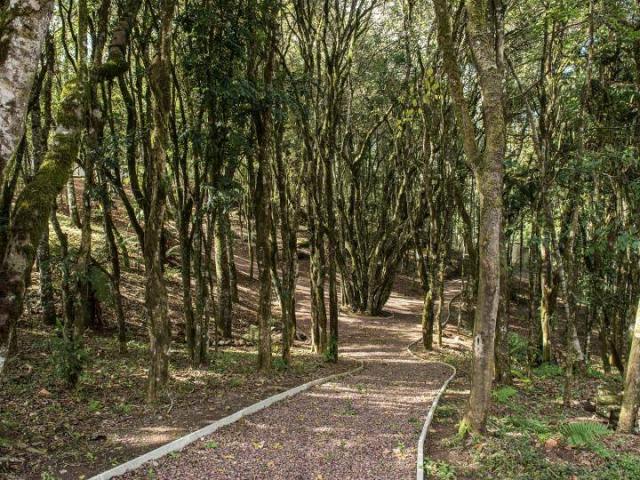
0;0;54;180
145;0;175;402
0;81;83;370
618;296;640;433
433;0;505;433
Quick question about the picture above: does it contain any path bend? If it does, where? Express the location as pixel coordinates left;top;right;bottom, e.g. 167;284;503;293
118;290;451;479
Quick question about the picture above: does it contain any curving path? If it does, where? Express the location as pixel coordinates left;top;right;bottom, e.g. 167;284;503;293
117;286;451;480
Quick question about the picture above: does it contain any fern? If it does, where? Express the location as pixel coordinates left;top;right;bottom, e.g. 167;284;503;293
559;421;611;447
533;363;563;378
505;415;550;435
508;332;529;364
493;386;518;404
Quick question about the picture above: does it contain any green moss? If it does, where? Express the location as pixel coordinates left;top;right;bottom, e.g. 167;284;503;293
9;78;84;268
91;58;127;81
457;418;472;438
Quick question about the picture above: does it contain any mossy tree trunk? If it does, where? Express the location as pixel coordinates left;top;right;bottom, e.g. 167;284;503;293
422;255;437;351
145;0;175;403
273;116;298;364
540;225;553;363
100;181;127;353
618;295;640;433
248;0;277;373
66;180;82;228
226;212;239;303
178;206;195;359
0;81;84;371
0;0;54;181
31;32;56;326
433;0;506;433
495;230;512;384
308;189;327;354
324;154;339;363
73;0;96;335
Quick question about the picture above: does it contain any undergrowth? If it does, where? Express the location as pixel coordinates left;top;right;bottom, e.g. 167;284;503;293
429;339;640;480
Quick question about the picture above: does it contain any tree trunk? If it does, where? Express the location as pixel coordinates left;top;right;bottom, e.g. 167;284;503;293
66;179;82;228
249;2;276;372
540;260;552;361
75;159;95;334
254;151;273;373
101;189;127;353
324;157;339;363
215;210;233;339
192;219;209;367
0;0;54;180
618;295;640;433
433;0;505;433
226;212;239;303
31;43;55;326
0;82;83;371
495;232;512;384
309;195;327;354
145;0;175;402
179;212;195;359
435;252;446;347
422;262;436;350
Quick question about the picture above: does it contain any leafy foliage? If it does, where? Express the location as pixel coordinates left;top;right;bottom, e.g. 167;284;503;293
533;363;563;379
50;325;88;387
493;386;518;404
508;333;529;363
423;459;457;480
88;264;114;306
559;422;611;448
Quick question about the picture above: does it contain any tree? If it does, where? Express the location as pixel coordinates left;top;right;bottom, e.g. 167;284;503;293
619;296;640;433
145;0;176;402
0;0;54;181
433;0;506;433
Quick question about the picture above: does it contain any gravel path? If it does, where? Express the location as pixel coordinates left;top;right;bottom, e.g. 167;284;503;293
118;290;451;480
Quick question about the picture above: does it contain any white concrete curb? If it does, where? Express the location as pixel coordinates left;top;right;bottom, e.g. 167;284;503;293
89;359;364;480
406;338;457;480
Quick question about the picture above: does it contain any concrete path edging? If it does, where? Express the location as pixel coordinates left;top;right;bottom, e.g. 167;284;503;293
406;338;457;480
89;311;451;480
88;359;365;480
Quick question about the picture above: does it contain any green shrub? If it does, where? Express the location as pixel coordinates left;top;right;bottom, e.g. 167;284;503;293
272;357;288;371
508;332;529;365
423;459;457;480
559;421;611;448
436;404;458;419
88;399;102;412
88;264;114;307
51;325;87;387
533;363;563;378
493;386;518;404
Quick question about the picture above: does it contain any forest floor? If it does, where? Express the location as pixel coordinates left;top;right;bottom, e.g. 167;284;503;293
0;213;357;480
418;280;640;480
116;276;452;479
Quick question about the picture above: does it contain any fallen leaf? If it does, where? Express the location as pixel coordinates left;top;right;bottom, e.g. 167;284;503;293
37;388;51;398
544;438;559;450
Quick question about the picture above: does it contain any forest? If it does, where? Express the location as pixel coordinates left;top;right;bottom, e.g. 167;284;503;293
1;0;640;478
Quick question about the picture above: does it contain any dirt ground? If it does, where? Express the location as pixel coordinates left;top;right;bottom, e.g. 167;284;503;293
0;218;355;480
